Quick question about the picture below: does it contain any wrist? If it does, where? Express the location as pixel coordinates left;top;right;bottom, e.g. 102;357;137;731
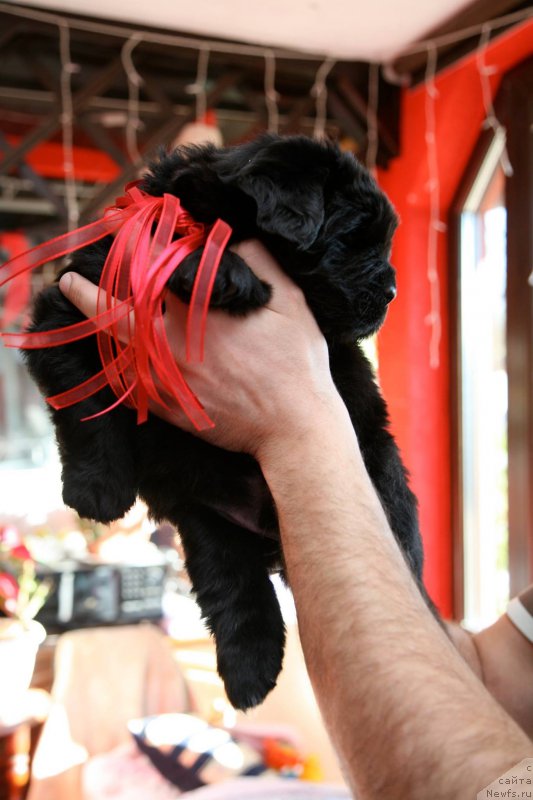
255;385;354;478
255;387;397;564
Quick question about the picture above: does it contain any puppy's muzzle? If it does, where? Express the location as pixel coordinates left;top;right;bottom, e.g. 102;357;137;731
380;265;397;304
384;284;397;303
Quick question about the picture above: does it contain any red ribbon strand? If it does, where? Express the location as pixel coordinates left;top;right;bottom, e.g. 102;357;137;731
0;182;232;431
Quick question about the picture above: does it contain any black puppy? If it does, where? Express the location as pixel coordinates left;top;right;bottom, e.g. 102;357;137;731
25;134;425;710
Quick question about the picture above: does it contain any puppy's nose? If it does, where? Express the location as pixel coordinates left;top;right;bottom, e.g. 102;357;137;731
384;284;397;303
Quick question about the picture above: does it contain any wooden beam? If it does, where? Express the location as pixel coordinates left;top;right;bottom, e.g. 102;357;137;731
0;131;67;219
0;18;23;53
281;95;315;134
335;74;399;158
326;89;367;143
0;57;124;175
227;121;266;146
140;74;175;117
26;52;60;94
0;85;326;130
77;116;129;170
392;0;528;78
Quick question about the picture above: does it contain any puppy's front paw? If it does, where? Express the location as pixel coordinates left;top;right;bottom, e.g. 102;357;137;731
216;619;286;711
62;470;136;523
169;249;271;315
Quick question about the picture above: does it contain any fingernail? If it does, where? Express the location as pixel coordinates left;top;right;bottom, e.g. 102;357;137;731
59;272;73;293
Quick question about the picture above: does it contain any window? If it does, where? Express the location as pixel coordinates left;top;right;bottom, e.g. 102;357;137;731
458;139;508;628
453;57;533;625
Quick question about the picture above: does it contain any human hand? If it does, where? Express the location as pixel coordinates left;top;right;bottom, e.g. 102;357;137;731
58;240;339;459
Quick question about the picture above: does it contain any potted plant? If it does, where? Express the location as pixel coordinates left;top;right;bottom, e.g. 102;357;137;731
0;524;50;712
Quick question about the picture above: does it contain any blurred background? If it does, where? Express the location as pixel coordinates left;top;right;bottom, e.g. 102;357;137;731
0;1;532;797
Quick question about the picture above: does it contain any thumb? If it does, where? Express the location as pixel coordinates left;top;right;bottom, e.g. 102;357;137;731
59;272;135;343
59;272;99;319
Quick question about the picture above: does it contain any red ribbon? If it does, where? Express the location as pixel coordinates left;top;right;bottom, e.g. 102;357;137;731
0;182;232;430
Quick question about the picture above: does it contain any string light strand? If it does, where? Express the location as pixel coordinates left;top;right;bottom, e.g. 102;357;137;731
121;34;144;164
58;20;79;231
366;62;380;175
311;57;335;140
264;50;279;134
186;46;210;122
476;23;513;177
424;43;445;370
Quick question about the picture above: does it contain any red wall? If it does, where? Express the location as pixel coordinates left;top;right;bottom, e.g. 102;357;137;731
378;21;533;617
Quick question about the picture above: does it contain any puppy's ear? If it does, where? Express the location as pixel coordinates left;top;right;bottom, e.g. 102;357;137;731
217;142;328;248
237;170;327;248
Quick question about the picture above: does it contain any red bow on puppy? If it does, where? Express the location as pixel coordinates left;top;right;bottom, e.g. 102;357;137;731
0;182;232;430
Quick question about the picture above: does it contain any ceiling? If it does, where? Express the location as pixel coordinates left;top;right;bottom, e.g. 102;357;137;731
15;0;482;61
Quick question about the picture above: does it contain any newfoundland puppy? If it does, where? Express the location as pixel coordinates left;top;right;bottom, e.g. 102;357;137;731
24;134;425;709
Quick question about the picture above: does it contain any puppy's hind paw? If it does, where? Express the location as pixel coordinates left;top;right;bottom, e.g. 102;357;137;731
217;626;285;711
62;472;136;523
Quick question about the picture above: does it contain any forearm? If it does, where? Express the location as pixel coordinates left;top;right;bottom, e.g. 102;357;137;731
259;395;532;800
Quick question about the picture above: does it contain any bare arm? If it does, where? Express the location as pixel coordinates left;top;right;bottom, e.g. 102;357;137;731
448;615;533;740
257;400;531;798
59;242;533;799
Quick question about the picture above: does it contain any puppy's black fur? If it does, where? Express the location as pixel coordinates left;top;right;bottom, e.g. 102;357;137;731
25;135;426;710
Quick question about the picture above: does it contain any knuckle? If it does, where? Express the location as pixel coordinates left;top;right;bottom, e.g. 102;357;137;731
286;283;305;305
232;239;255;259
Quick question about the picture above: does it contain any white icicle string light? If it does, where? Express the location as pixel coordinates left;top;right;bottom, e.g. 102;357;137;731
58;20;79;231
476;23;513;178
178;46;225;146
424;42;445;371
264;50;279;134
187;45;210;122
121;34;144;165
366;62;380;176
312;57;335;140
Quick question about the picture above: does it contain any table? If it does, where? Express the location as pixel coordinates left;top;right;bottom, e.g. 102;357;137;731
0;690;51;800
